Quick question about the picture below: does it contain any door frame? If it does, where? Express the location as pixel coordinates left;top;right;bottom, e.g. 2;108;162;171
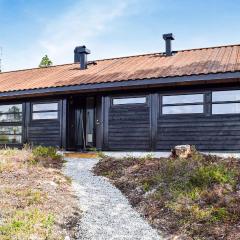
67;96;96;151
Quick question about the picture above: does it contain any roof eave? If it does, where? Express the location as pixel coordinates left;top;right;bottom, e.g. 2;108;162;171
0;71;240;99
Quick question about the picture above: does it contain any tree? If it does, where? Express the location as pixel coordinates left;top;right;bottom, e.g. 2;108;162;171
39;55;53;68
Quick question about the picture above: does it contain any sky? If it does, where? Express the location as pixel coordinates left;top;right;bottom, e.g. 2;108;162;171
0;0;240;72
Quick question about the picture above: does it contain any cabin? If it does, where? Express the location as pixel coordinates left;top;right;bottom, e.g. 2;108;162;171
0;33;240;152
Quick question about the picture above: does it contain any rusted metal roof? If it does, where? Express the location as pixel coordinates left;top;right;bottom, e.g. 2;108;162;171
0;44;240;93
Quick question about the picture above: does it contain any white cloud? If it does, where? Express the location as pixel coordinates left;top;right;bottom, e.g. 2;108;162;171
3;0;139;71
38;0;135;65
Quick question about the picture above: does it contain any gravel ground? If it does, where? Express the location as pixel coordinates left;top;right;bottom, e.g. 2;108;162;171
64;157;163;240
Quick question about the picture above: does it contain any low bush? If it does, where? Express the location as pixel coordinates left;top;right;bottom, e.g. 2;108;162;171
32;146;62;160
94;147;240;239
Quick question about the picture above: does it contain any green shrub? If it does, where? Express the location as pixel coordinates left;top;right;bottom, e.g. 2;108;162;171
32;146;62;160
0;209;55;239
190;164;236;188
211;207;229;222
142;182;151;192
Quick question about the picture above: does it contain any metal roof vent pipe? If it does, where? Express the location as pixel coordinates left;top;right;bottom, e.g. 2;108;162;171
163;33;175;56
74;46;91;69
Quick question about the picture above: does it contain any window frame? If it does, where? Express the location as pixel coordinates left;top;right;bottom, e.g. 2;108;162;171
0;102;23;145
211;90;240;115
31;101;60;121
160;92;205;116
111;95;148;107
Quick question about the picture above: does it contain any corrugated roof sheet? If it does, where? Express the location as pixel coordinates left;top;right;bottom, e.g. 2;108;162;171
0;44;240;93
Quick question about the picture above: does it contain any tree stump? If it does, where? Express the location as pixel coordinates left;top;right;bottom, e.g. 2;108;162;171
171;145;192;159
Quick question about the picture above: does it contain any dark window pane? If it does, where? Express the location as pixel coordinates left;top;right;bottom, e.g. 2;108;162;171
0;135;22;144
0;104;22;113
212;90;240;102
32;112;58;120
113;97;146;105
212;103;240;114
163;94;203;104
33;103;58;111
75;108;84;146
0;113;22;122
0;126;22;134
162;105;203;114
86;98;95;145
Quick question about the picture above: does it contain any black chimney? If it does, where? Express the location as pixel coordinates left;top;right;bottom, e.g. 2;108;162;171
163;33;175;56
74;46;91;69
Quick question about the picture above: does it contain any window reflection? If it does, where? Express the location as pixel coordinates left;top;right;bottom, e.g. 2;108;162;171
32;112;58;120
0;104;22;113
33;103;58;111
0;104;23;144
0;113;22;122
163;105;203;114
0;135;22;144
163;94;203;104
212;103;240;114
212;90;240;102
32;102;59;120
212;90;240;114
113;97;146;105
0;126;22;134
162;93;204;115
86;97;95;146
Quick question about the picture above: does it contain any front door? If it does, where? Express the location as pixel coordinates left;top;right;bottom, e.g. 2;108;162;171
69;96;96;151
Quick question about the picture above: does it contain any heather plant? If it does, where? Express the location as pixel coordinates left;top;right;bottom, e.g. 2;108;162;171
94;147;240;239
32;146;62;160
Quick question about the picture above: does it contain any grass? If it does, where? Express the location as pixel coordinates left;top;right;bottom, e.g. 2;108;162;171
4;188;45;206
0;146;80;239
94;147;240;239
0;209;55;240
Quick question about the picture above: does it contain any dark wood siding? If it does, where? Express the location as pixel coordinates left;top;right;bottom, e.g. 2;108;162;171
105;86;240;152
27;121;61;146
108;103;150;150
157;115;240;151
27;100;62;147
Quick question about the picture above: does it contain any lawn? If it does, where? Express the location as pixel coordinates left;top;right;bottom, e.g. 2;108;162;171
0;146;81;240
94;148;240;240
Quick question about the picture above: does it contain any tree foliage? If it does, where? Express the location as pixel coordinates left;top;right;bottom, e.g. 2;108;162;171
39;55;53;68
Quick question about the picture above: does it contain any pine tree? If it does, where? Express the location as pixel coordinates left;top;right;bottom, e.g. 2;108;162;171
39;55;53;68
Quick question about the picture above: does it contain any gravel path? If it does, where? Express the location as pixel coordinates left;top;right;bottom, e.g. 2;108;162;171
64;158;163;240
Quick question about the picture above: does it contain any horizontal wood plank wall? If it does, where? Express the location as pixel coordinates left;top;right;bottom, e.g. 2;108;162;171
108;102;151;150
27;100;62;147
28;121;61;146
157;115;240;151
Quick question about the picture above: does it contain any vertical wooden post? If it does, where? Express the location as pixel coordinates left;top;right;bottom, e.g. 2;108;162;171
150;93;158;151
61;99;67;149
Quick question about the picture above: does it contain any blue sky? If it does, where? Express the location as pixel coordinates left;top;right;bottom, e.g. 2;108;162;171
0;0;240;71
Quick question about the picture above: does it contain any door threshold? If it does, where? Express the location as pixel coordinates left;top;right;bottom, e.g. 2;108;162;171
63;152;98;159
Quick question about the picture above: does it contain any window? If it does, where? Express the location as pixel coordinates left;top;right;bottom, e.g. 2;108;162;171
32;102;59;120
113;96;146;105
86;97;95;146
212;90;240;114
0;104;22;122
0;104;23;144
162;93;204;115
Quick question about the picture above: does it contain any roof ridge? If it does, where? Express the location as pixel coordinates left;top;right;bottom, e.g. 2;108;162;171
1;43;239;74
93;43;240;62
178;43;240;53
0;62;77;75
